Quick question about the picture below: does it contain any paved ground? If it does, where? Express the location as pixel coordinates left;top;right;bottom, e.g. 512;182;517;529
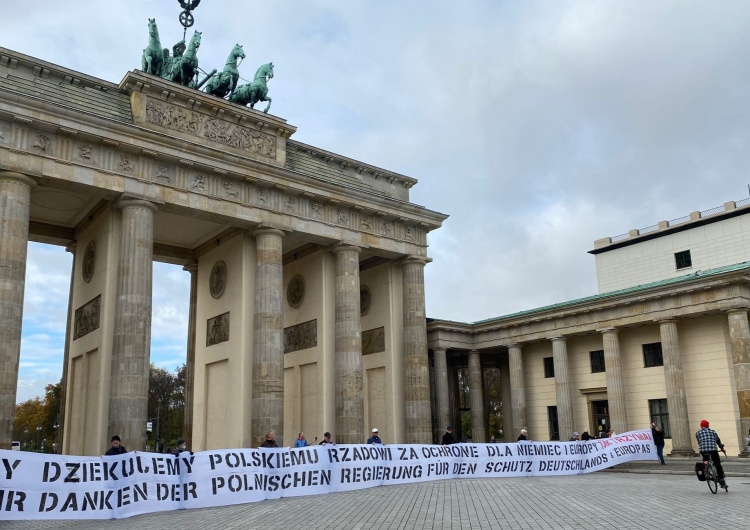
1;460;748;530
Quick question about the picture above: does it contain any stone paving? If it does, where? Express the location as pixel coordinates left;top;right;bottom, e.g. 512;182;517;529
0;470;747;529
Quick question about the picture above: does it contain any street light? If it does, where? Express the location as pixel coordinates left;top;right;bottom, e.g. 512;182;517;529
53;415;60;454
36;422;42;452
23;425;29;451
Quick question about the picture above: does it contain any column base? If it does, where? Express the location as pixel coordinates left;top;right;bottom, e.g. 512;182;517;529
668;449;698;457
738;450;749;458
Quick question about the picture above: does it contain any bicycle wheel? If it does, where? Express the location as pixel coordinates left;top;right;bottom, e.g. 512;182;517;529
705;463;718;494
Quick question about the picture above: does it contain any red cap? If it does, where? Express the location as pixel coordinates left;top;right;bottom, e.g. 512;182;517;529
700;419;709;428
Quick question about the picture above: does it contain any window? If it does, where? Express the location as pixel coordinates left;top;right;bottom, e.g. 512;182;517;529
674;250;692;270
547;406;559;441
643;342;664;367
543;357;555;378
590;350;605;373
649;399;670;438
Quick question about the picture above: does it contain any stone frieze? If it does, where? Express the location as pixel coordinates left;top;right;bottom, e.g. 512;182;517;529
284;320;317;353
145;99;276;159
362;327;385;355
73;295;101;340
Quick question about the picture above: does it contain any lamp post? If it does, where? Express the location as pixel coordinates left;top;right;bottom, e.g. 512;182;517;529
36;422;42;451
23;426;29;451
53;415;60;454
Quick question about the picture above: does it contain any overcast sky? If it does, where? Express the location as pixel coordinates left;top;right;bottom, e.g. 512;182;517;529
4;0;750;402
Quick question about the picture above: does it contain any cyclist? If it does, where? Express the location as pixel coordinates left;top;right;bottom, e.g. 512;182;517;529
695;419;727;490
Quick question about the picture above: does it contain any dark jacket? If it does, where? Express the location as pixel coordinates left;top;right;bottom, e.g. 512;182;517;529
260;439;279;448
367;435;383;444
442;432;456;445
105;445;127;456
652;427;665;445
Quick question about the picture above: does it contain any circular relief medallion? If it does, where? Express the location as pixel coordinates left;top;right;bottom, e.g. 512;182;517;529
360;286;371;317
209;261;227;299
81;241;96;283
287;275;305;308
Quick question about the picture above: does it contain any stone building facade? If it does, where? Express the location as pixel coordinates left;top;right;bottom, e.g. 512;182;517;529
0;46;447;454
427;200;750;456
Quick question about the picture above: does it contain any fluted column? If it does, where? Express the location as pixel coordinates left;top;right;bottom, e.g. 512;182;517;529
58;243;76;455
659;319;694;455
183;261;198;444
251;228;285;447
0;171;35;449
108;198;157;452
468;350;486;442
508;344;527;431
601;329;628;434
552;337;574;440
726;309;750;457
402;257;431;443
333;244;364;444
433;348;450;433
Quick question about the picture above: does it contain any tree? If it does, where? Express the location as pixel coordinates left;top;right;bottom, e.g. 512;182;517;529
148;363;186;451
13;379;62;451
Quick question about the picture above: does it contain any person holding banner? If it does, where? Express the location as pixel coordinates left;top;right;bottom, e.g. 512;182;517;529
651;423;666;465
295;432;309;447
104;435;127;456
367;428;383;444
442;426;456;445
517;429;529;442
260;430;279;448
319;432;335;445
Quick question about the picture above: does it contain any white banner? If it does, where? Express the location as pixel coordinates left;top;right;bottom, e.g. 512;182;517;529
0;430;656;520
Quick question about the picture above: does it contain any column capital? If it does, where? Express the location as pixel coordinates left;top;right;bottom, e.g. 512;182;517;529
599;327;619;335
508;343;523;349
726;308;748;317
400;255;432;267
331;243;361;255
253;226;286;239
658;318;677;325
182;260;198;274
116;198;158;213
0;171;37;188
432;346;447;353
550;336;567;343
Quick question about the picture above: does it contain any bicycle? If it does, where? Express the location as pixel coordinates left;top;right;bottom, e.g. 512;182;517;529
702;451;728;494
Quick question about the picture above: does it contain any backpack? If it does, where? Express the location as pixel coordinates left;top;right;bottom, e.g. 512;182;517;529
694;462;706;482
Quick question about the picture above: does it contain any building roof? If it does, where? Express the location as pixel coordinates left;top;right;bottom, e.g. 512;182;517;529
461;261;750;326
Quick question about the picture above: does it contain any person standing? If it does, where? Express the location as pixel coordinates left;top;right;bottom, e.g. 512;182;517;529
442;426;456;445
367;428;383;444
260;430;279;448
172;438;188;455
651;423;665;465
105;435;127;456
517;429;529;442
295;432;309;447
569;432;580;441
319;432;335;445
695;419;727;490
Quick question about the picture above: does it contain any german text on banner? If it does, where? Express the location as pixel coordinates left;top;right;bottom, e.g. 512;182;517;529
0;429;657;520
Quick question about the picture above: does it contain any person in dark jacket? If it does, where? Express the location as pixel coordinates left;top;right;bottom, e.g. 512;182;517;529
651;423;665;465
517;429;529;442
260;430;279;448
442;426;456;445
104;435;127;456
172;438;189;456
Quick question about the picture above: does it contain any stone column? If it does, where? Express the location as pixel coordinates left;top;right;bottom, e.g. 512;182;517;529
468;350;486;442
433;347;450;433
332;244;364;444
726;309;750;457
108;198;157;452
659;319;694;455
251;228;285;447
58;243;76;454
552;337;574;440
402;257;431;443
183;261;198;444
0;171;35;449
601;329;628;434
508;344;527;432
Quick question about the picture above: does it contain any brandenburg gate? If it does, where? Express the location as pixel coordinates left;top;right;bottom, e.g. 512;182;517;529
0;45;447;454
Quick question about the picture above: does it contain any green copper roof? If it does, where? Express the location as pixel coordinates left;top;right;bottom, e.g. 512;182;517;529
470;261;750;326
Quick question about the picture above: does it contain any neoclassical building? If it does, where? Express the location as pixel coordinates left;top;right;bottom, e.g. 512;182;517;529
0;46;447;454
427;199;750;456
